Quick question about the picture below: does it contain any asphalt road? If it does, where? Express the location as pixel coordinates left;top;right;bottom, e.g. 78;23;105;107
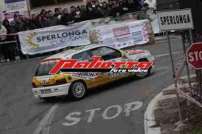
0;35;188;134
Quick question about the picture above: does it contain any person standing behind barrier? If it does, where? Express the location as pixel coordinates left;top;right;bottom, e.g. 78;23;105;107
0;21;7;41
10;14;24;32
69;6;77;23
0;22;7;62
119;0;130;15
60;8;71;25
98;2;110;17
54;8;62;20
74;6;83;23
80;5;88;21
47;10;58;26
109;1;121;17
86;1;102;20
4;13;21;62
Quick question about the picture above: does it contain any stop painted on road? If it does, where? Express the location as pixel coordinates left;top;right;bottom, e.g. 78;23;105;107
62;101;143;127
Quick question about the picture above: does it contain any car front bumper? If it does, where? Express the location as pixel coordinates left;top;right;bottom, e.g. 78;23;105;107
32;83;71;98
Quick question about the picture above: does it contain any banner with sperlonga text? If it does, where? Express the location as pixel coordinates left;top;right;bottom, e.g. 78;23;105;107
18;22;92;55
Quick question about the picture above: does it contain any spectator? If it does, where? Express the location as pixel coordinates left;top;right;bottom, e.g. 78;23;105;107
119;0;130;15
74;6;83;22
0;21;16;62
39;9;46;17
142;2;150;11
80;5;88;21
98;2;110;17
0;22;7;41
47;10;58;26
2;13;11;33
0;0;145;33
29;14;38;29
86;2;102;20
39;13;49;28
54;8;62;20
35;14;42;28
0;22;7;62
19;15;31;31
10;14;24;32
60;8;70;25
136;0;144;10
69;6;77;23
129;0;142;11
110;1;121;17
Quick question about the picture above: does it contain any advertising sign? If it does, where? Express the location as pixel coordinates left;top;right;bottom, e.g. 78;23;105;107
0;0;4;11
5;0;28;12
18;22;91;55
157;9;194;31
91;20;150;49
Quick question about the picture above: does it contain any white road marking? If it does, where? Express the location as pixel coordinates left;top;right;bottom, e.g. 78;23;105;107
144;93;162;134
102;105;122;120
86;108;101;123
155;51;181;58
33;104;58;134
124;101;143;117
62;101;143;127
63;112;82;127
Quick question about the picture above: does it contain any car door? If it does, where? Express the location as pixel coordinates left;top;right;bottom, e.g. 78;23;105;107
89;46;125;86
72;46;125;89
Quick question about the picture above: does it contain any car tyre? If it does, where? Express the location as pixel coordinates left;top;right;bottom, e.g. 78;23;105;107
136;59;152;78
70;81;87;100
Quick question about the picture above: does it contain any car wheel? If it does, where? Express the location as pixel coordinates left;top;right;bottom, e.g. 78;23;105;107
70;81;87;100
136;67;152;78
136;59;152;78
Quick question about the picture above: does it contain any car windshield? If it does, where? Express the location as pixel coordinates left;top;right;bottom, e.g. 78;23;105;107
72;46;122;61
35;61;57;76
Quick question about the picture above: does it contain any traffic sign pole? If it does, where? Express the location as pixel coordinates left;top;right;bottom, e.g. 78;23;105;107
166;31;183;123
182;30;192;88
167;32;177;84
158;9;195;127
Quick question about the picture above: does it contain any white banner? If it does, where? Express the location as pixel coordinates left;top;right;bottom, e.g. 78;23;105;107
0;0;4;11
18;22;91;55
91;20;150;49
5;0;28;12
157;9;194;31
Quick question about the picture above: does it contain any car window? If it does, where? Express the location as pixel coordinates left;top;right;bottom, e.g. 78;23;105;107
35;61;57;76
91;47;122;60
72;50;92;61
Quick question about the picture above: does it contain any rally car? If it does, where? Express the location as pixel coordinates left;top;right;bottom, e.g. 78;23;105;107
32;45;155;100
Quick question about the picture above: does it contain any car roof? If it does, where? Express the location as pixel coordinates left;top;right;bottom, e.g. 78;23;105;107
43;44;111;61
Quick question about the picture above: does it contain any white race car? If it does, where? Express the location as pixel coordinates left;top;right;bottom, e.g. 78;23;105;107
32;45;155;100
